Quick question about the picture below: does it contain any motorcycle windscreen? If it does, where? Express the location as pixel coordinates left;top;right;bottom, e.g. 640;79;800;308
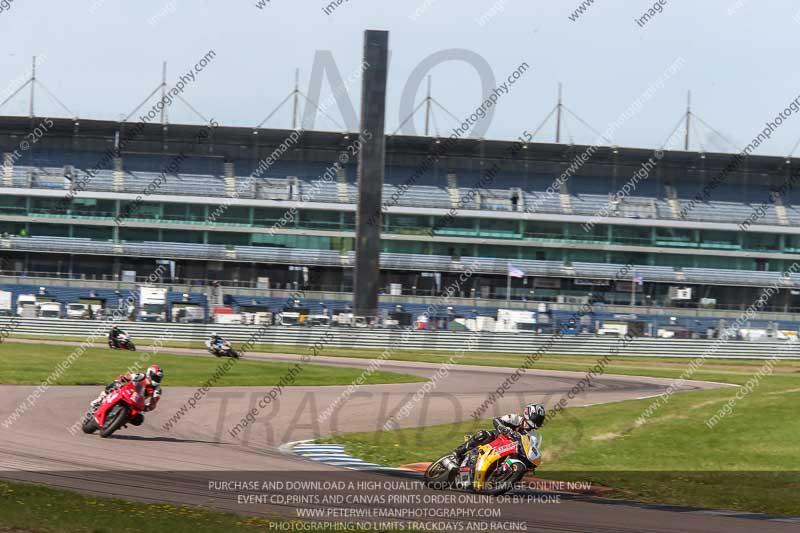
522;431;543;464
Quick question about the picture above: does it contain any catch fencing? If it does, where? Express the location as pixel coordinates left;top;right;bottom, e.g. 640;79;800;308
1;318;798;359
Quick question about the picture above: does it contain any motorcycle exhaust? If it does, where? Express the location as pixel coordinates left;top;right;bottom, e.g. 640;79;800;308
441;455;458;471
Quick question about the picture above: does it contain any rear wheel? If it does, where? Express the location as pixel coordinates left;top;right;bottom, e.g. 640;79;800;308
100;404;130;438
424;455;456;489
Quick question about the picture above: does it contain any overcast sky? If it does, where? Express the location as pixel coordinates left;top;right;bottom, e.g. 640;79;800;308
1;0;798;156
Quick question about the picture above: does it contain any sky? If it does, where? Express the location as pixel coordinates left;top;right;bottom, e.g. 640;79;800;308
0;0;799;156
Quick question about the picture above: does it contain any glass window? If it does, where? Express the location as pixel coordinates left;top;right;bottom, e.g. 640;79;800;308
70;198;114;217
382;240;427;254
119;228;154;242
30;197;67;215
699;229;739;247
298;210;341;231
72;225;112;241
478;218;518;237
253;207;288;226
161;230;204;244
208;231;249;246
611;225;651;245
387;214;431;234
29;223;69;237
744;232;780;251
655;227;694;243
214;205;249;225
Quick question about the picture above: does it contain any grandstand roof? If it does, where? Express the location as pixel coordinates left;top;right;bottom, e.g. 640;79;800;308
0;116;792;175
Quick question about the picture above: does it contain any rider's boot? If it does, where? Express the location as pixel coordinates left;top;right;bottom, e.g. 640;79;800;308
452;442;470;465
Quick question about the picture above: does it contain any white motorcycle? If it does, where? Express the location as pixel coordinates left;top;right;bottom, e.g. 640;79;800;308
205;339;240;359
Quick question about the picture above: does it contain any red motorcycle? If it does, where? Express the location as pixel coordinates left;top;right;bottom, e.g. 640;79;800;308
82;380;146;438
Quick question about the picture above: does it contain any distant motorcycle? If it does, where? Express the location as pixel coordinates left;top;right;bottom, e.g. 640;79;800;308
424;429;543;495
82;380;146;438
205;339;240;359
109;332;136;351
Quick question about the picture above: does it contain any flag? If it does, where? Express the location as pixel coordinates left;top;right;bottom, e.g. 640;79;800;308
507;263;525;279
633;273;644;285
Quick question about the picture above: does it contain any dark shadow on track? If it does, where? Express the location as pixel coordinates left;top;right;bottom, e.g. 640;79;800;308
109;435;226;445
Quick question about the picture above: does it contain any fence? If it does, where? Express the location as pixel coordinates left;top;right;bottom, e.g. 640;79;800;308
1;318;798;359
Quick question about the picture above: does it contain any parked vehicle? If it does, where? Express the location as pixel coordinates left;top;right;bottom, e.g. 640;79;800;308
276;307;309;326
173;305;205;323
0;290;12;316
332;311;354;327
306;313;330;326
38;302;63;319
495;309;536;333
67;303;90;319
139;287;167;322
16;294;37;317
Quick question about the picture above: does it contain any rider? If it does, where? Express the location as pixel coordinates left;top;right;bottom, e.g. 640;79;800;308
90;365;164;424
452;403;546;463
208;331;225;350
108;324;126;348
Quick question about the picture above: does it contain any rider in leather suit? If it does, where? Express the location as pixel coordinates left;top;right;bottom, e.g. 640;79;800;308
452;404;546;463
90;365;163;425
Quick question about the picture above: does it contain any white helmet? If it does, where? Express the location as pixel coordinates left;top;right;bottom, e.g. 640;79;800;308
523;403;546;429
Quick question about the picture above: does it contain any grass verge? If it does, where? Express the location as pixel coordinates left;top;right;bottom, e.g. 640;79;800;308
0;479;405;532
0;343;424;387
319;357;800;516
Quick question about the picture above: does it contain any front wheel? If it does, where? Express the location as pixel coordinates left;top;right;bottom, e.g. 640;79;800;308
231;350;241;359
100;404;130;438
424;455;456;489
127;342;136;351
81;413;98;434
477;461;526;496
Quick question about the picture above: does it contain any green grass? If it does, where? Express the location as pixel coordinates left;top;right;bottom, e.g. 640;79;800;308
4;331;789;374
4;334;800;514
0;342;424;387
319;357;800;516
0;479;407;532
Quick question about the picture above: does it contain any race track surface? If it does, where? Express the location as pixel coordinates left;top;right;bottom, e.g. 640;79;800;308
1;340;794;532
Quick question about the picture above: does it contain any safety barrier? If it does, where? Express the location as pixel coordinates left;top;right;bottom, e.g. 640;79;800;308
1;317;798;359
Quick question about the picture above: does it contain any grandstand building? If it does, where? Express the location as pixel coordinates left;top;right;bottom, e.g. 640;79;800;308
2;115;800;314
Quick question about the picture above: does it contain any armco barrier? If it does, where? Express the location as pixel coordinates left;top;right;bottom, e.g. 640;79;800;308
1;318;799;359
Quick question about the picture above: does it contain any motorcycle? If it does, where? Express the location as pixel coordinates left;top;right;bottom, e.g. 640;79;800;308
205;339;240;359
109;332;136;351
424;430;543;495
81;380;146;438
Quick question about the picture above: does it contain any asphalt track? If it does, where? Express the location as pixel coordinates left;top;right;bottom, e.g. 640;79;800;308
0;339;795;532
